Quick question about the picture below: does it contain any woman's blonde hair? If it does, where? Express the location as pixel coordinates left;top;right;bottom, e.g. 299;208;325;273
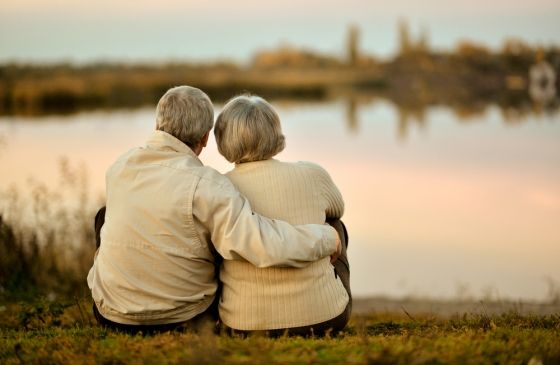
214;95;285;163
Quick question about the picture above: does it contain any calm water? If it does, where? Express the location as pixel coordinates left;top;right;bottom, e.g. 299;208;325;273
1;100;559;300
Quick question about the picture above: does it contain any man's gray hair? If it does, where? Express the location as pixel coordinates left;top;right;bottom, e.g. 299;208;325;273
214;95;285;163
156;86;214;147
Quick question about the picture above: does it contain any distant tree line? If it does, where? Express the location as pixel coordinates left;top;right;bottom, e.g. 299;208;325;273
0;20;558;115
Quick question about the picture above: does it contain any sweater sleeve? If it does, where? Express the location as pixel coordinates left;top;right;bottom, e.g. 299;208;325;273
192;172;338;268
302;162;345;219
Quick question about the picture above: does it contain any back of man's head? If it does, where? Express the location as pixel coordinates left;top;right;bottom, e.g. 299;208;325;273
155;86;214;147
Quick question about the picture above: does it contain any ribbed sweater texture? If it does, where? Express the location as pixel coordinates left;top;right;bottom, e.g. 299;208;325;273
219;159;349;330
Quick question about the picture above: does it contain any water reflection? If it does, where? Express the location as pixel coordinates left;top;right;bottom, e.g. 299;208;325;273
338;94;559;140
396;105;427;141
0;100;559;300
344;97;358;133
0;132;7;154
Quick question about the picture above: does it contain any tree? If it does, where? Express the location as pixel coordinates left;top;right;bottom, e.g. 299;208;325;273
398;19;412;55
347;25;360;66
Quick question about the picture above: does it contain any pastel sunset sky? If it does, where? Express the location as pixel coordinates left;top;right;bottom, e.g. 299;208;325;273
1;0;559;62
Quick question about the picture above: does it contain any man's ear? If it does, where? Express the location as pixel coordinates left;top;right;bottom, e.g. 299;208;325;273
201;131;210;148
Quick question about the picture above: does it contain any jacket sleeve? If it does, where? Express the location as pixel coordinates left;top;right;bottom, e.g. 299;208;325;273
192;173;338;268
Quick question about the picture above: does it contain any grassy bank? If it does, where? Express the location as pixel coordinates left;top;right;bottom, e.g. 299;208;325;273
1;298;559;364
1;166;559;364
3;212;559;364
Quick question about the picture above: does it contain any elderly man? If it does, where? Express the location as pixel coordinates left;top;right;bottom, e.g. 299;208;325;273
87;86;340;333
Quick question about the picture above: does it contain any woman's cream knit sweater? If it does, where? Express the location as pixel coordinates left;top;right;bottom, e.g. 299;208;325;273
219;159;349;330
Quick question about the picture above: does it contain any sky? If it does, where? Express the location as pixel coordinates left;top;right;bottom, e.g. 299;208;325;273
1;0;559;63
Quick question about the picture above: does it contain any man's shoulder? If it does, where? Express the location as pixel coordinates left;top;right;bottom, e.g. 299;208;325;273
195;165;233;190
107;147;141;172
108;147;229;186
161;157;232;190
158;159;233;191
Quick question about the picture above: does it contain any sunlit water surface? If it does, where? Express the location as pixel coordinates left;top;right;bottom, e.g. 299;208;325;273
1;100;559;300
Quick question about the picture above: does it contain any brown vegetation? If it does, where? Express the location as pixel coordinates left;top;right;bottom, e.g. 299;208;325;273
0;158;97;301
1;23;558;116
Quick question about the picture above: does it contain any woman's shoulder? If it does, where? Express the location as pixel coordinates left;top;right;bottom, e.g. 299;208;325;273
294;161;331;177
228;159;333;182
293;161;342;193
278;161;337;189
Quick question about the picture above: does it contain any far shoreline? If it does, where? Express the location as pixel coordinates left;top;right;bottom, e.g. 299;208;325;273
353;295;560;316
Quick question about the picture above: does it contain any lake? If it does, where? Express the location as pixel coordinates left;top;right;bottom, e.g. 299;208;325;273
0;98;559;301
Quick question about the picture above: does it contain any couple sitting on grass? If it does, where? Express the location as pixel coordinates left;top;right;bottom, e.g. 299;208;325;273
87;85;351;336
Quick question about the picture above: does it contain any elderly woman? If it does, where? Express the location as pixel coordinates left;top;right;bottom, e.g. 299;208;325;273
214;95;351;336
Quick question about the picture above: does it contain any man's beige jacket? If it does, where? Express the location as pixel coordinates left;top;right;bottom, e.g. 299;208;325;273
87;131;337;325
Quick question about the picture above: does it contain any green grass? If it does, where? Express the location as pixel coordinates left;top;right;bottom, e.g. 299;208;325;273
1;298;559;364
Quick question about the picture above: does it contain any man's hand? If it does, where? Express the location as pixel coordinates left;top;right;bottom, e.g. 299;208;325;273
326;219;346;264
330;230;342;263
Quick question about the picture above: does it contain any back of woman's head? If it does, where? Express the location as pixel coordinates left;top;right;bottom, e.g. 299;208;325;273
214;95;285;163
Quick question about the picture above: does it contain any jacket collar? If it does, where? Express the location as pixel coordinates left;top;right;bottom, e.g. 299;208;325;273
146;130;203;165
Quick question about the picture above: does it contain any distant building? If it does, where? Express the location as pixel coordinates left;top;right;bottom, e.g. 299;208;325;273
398;19;413;55
397;19;431;55
529;59;557;104
347;25;360;66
